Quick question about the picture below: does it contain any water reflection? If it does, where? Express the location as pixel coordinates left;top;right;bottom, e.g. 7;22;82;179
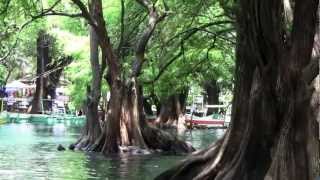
182;128;226;149
0;121;223;180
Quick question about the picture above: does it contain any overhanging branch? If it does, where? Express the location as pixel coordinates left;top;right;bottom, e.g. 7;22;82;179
20;0;83;30
143;49;183;84
0;37;19;64
71;0;97;29
165;20;234;46
132;0;168;77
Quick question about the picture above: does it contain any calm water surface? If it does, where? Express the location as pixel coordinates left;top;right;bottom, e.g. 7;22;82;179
0;120;225;180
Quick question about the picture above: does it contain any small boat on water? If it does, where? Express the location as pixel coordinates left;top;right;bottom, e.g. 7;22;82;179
185;114;226;128
185;105;230;129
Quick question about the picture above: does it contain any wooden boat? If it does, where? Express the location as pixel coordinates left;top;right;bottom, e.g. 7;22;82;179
185;114;226;128
185;105;229;129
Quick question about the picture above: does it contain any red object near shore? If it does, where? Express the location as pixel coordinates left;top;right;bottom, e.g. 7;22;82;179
184;114;227;128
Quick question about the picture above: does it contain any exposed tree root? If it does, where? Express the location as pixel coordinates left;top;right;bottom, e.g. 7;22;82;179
73;126;194;154
72;115;194;154
155;61;320;179
142;125;195;154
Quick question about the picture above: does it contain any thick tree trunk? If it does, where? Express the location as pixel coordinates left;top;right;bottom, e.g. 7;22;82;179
30;32;71;113
155;0;320;179
204;79;220;114
74;1;104;151
156;89;188;129
126;79;193;153
157;95;178;126
30;31;51;114
79;77;194;154
310;74;320;178
71;0;194;155
30;76;42;113
102;81;122;154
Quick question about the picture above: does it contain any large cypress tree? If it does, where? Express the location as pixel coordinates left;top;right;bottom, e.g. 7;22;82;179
156;0;320;179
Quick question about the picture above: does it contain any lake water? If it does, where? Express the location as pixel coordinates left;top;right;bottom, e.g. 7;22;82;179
0;120;225;180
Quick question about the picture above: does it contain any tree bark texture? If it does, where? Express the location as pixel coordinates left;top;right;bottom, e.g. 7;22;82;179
71;0;194;154
155;0;320;179
30;31;51;114
156;89;188;129
204;79;220;114
74;0;106;151
30;32;71;113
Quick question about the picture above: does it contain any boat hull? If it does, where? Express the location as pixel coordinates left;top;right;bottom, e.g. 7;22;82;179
185;115;227;128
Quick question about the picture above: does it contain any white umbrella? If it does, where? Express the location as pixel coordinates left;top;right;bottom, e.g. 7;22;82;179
6;81;30;89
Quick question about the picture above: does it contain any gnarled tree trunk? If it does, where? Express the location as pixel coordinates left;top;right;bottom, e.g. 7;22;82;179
156;89;188;130
118;79;193;153
71;0;194;155
155;0;320;179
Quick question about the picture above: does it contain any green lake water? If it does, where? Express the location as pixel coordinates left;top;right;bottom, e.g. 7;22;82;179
0;120;225;180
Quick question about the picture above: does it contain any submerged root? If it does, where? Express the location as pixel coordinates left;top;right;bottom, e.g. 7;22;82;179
87;133;106;152
73;132;104;152
74;135;90;150
155;138;224;180
72;122;195;156
142;125;195;154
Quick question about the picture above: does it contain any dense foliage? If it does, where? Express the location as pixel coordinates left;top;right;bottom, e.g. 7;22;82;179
0;0;235;109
